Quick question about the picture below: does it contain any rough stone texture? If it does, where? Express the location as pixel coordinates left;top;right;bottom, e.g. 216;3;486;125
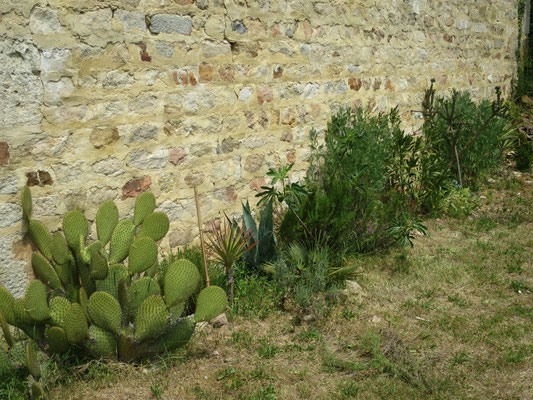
0;236;30;298
122;176;152;199
90;127;120;149
0;174;17;194
0;38;42;129
115;10;147;32
29;6;63;35
150;14;193;35
0;0;520;294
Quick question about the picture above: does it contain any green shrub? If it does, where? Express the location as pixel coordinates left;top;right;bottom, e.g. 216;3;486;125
264;244;335;314
231;262;282;319
279;107;419;256
438;187;480;218
421;81;509;193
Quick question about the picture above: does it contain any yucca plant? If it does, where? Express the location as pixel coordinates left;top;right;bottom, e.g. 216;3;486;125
207;215;256;303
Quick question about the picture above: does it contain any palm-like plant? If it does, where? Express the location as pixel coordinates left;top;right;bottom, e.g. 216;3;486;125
207;215;256;303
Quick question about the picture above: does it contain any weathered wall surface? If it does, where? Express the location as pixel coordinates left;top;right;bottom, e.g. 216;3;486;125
0;0;518;296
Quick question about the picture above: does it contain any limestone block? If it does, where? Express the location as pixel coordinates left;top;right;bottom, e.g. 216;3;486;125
29;6;63;35
205;14;225;39
44;77;75;105
69;9;112;37
102;70;134;88
156;200;182;222
0;38;42;129
122;176;152;199
0;174;17;194
0;235;29;299
128;150;168;170
239;87;253;102
115;10;147;32
125;124;159;143
169;229;196;248
201;40;231;58
156;40;175;58
33;195;60;216
40;48;71;82
150;14;192;35
92;158;124;177
0;203;22;228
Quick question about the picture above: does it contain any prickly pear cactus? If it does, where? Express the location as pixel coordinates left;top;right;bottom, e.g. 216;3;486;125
0;186;228;390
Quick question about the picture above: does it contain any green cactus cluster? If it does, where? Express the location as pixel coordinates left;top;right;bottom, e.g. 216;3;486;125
1;187;228;389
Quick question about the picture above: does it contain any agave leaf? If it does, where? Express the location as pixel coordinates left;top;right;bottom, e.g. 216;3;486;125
256;198;276;265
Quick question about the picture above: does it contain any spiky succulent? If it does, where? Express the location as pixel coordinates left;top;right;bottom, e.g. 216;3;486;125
0;186;228;395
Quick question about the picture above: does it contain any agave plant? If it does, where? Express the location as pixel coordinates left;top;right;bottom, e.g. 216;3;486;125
207;214;256;303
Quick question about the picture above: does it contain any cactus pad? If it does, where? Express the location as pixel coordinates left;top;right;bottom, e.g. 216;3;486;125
129;277;160;319
13;298;33;325
169;302;185;323
26;341;41;379
50;296;70;327
90;250;109;280
28;220;52;260
87;325;117;359
88;291;122;334
30;382;45;399
0;287;15;325
32;252;62;290
150;316;195;353
47;326;69;354
194;286;228;322
95;263;129;300
96;200;119;246
135;295;168;341
52;232;71;266
21;185;32;223
53;262;70;286
118;279;130;326
0;309;14;348
63;303;88;344
79;287;89;317
128;236;158;275
164;259;201;307
24;280;50;323
109;219;136;263
62;209;88;250
134;192;156;226
138;212;169;242
78;262;95;295
145;260;159;278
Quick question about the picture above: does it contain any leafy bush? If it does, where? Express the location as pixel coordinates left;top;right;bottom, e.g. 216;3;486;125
279;107;419;256
421;81;509;192
438;187;480;218
231;262;282;319
501;100;532;172
264;244;334;315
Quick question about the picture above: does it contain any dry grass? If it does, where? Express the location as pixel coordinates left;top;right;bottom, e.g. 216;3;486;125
6;172;532;400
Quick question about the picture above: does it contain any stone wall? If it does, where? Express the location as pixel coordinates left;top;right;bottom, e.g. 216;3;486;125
0;0;519;297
